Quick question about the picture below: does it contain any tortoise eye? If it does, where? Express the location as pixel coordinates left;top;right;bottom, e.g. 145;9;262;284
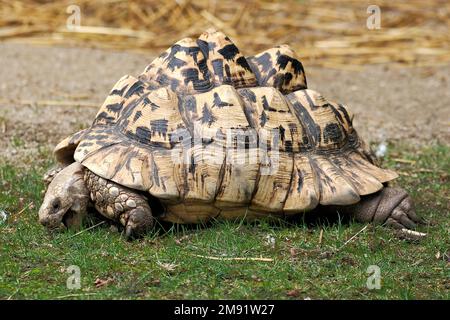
51;199;61;212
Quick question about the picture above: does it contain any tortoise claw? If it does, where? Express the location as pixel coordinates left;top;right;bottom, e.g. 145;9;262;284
124;207;154;240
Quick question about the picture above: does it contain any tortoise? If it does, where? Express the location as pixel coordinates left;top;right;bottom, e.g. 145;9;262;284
38;29;423;239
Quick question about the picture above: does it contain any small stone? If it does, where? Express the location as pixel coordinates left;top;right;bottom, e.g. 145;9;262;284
115;203;123;212
109;187;119;197
120;194;128;201
126;199;136;208
96;192;103;202
106;206;114;217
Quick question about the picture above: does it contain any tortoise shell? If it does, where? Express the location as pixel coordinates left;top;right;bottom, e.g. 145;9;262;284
54;29;397;223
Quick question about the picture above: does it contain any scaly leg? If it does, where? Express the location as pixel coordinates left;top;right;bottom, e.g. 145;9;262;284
84;169;154;239
339;187;425;229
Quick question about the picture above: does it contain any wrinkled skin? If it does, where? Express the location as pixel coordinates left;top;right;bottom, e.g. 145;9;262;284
39;162;90;231
331;187;425;230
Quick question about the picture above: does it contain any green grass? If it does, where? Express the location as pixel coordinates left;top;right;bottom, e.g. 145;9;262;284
0;144;448;299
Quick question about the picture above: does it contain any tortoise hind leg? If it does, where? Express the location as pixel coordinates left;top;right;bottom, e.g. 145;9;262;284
340;187;425;229
84;169;154;240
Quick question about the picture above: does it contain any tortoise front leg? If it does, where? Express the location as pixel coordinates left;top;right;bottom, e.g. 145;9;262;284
84;169;154;240
340;187;425;229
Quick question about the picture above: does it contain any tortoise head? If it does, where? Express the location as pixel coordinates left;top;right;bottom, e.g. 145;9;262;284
39;162;90;231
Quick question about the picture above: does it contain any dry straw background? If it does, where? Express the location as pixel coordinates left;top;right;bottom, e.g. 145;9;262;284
1;0;449;68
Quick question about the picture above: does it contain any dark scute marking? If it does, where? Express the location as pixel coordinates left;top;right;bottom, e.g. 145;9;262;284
189;153;196;174
110;84;129;96
338;104;352;126
151;157;160;187
133;110;142;122
289;98;321;147
181;68;212;92
196;39;210;60
143;97;160;111
164;44;186;71
252;52;273;73
261;95;270;110
218;44;240;60
169;78;180;91
328;103;344;124
246;56;262;84
239;88;256;103
260;111;268;127
323;123;343;144
105;102;123;114
197;57;211;81
159;51;169;59
184;95;197;113
288;123;298;136
69;130;86;145
264;68;277;83
201;103;217;126
327;103;347;139
211;59;224;82
279;125;286;143
276;54;305;75
135;126;152;143
310;158;335;193
167;56;187;71
79;142;93;148
303;91;318;110
121;119;129;131
156;73;170;86
236;56;253;72
261;95;277;112
124;150;140;176
273;73;293;92
284;72;293;85
124;81;144;98
224;64;232;83
95;111;115;124
206;41;217;51
296;168;303;193
150;119;169;138
284;140;293;152
185;46;201;63
213;92;233;108
164;44;200;71
88;134;109;141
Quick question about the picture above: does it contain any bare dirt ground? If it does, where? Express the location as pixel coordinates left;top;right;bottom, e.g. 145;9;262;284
0;43;449;166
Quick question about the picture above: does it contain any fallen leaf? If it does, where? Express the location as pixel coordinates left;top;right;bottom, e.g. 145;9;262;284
94;277;113;288
286;289;300;298
150;279;161;286
157;262;178;272
290;248;297;258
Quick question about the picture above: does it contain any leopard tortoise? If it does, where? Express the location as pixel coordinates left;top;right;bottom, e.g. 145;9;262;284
39;29;423;239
